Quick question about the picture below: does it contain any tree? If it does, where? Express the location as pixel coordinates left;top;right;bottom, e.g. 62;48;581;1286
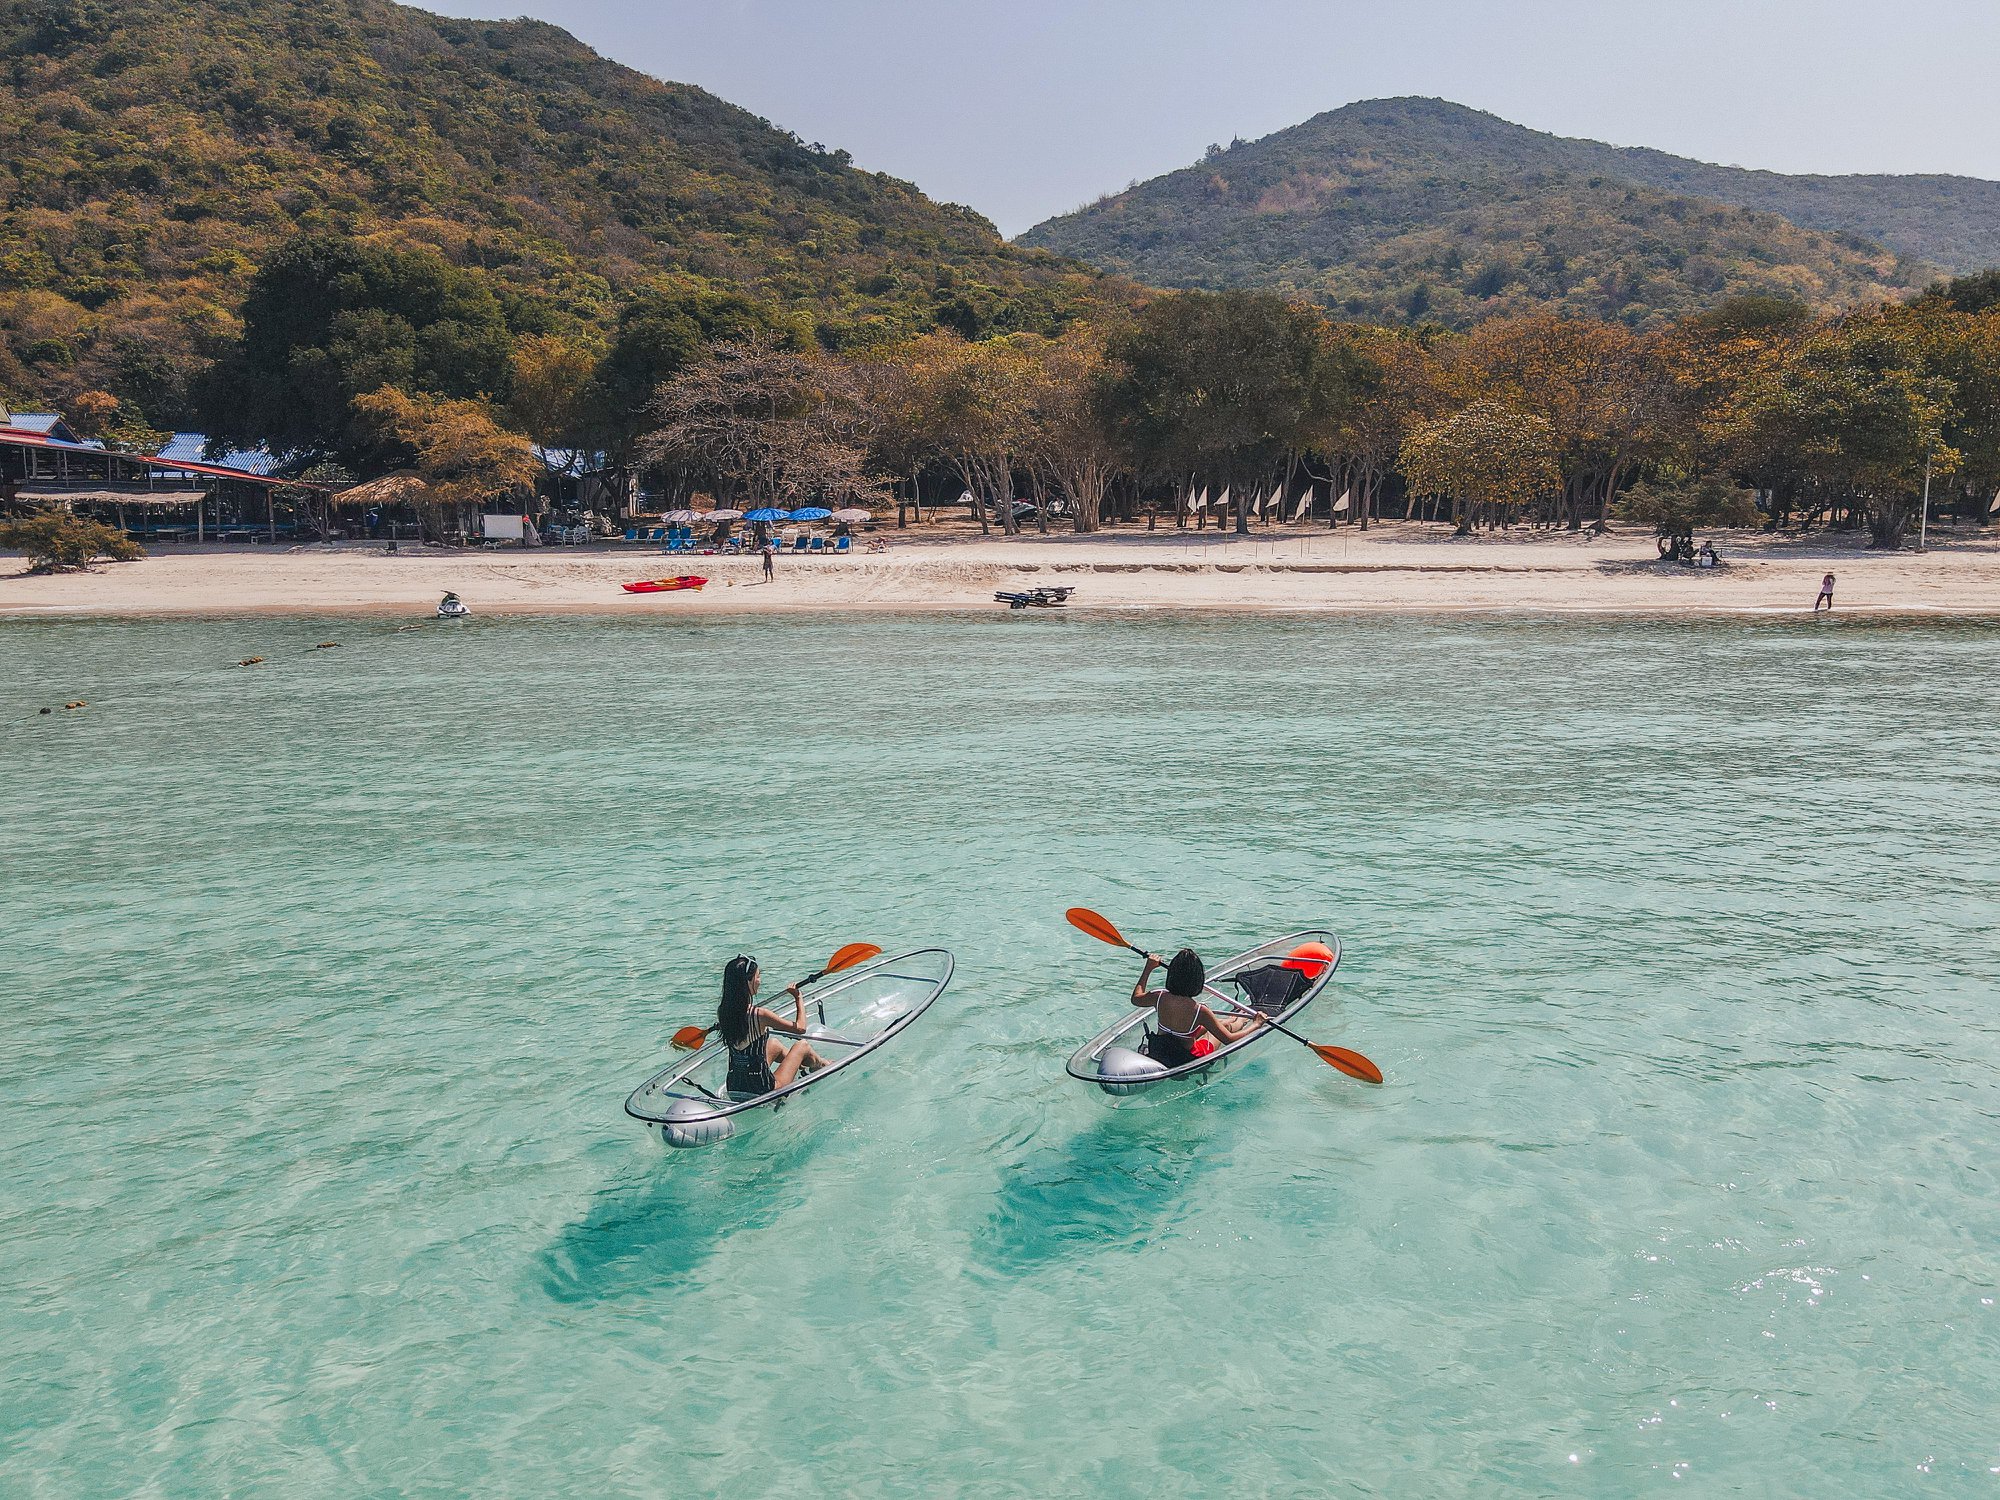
1102;290;1332;534
1717;319;1957;547
1;513;143;572
1300;323;1438;527
1616;477;1761;560
1021;325;1123;533
639;340;884;512
1455;314;1667;528
866;331;1039;534
198;234;516;462
350;387;536;541
1399;400;1561;534
1655;294;1814;506
61;389;168;455
506;334;602;473
589;281;808;464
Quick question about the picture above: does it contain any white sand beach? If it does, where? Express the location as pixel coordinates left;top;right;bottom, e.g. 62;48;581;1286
6;522;1999;618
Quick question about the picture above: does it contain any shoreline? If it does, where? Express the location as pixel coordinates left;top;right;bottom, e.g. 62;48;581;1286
7;522;2000;620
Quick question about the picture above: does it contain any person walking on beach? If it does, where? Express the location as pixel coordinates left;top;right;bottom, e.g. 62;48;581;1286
1815;571;1836;612
761;542;776;582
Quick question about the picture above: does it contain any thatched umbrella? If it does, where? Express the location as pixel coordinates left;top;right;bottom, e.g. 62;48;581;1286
338;471;435;542
338;471;434;508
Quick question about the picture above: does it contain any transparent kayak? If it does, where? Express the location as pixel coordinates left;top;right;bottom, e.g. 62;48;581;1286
1064;931;1341;1105
625;948;954;1148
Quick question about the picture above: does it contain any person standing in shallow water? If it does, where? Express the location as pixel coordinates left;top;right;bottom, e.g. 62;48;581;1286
1815;572;1836;612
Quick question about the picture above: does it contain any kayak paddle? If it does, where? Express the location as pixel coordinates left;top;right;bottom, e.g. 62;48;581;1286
1063;907;1383;1085
670;942;883;1050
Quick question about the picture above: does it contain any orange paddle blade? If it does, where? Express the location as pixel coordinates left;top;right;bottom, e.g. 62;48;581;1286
671;1024;711;1051
1065;907;1131;950
1313;1044;1383;1085
821;942;882;976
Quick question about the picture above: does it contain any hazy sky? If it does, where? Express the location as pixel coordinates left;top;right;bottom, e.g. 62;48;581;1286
426;0;2000;236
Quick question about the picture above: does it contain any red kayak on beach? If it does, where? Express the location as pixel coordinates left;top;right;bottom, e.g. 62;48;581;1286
622;576;708;594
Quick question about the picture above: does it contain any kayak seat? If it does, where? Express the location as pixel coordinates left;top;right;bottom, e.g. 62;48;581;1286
1230;964;1309;1015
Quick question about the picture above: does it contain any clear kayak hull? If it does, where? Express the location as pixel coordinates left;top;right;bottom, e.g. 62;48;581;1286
1063;931;1340;1106
625;948;954;1148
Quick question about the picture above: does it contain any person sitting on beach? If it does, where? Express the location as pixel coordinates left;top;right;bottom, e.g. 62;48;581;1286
1130;948;1262;1068
716;955;826;1097
1699;541;1718;568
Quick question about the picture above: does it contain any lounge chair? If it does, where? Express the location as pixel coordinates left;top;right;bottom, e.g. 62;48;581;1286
791;534;811;553
808;536;827;554
833;535;852;554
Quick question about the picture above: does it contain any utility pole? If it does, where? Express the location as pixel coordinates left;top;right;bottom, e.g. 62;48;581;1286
1919;455;1932;553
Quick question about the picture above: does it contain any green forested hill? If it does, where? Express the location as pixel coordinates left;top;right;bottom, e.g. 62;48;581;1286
0;0;1103;421
1021;98;1952;330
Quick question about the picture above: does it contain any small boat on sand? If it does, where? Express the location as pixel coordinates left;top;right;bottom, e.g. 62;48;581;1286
622;576;708;594
1065;931;1340;1104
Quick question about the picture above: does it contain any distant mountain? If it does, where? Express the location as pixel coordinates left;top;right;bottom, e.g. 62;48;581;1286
0;0;1103;421
1020;99;1980;329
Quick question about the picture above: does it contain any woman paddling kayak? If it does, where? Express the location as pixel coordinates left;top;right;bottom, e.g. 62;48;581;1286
1131;948;1263;1067
717;954;828;1096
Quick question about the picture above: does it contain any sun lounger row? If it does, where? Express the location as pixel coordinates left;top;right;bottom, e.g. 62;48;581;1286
625;525;701;549
716;535;853;554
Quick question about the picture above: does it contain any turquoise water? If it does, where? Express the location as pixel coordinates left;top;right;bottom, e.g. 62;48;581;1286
5;613;1999;1496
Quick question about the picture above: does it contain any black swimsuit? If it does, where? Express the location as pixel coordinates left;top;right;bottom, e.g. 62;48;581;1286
1143;1026;1198;1068
725;1032;776;1096
1141;996;1204;1068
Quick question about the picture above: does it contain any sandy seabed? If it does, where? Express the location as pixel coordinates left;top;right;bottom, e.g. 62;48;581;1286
5;522;1999;620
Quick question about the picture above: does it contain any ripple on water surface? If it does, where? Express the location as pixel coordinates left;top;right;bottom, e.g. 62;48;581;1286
3;613;1999;1494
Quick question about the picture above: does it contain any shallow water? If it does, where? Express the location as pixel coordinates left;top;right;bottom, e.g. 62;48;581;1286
4;612;1999;1496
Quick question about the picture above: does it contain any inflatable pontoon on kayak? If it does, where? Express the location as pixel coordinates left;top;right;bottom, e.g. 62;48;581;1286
1065;930;1340;1104
625;948;954;1148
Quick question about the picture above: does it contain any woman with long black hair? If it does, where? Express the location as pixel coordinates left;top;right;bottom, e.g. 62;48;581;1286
716;955;827;1096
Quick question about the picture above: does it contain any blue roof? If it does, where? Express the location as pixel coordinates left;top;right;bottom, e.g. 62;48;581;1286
9;413;78;441
533;445;611;474
155;432;206;464
154;432;282;476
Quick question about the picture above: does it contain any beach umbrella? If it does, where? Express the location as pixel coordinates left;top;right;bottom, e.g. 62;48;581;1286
742;507;790;522
789;506;835;521
338;470;434;507
831;508;872;522
704;509;744;522
662;509;699;524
